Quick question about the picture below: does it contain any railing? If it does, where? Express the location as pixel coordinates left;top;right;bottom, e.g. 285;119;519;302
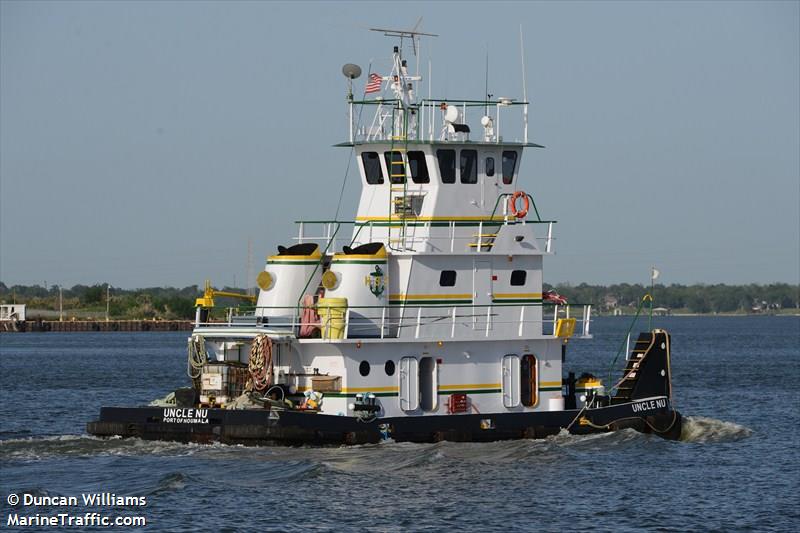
196;303;592;341
292;219;556;254
350;98;530;145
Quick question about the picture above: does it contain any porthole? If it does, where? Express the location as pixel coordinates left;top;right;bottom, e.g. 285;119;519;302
359;361;371;376
385;360;395;376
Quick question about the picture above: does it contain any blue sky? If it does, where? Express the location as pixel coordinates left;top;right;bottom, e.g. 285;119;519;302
1;1;798;288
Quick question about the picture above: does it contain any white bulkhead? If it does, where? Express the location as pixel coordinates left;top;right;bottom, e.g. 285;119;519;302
322;243;388;337
191;32;593;423
255;243;322;320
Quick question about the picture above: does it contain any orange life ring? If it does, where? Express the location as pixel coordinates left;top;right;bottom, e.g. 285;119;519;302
509;191;529;219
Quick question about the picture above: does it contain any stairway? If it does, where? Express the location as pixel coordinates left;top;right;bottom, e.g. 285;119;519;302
611;330;672;405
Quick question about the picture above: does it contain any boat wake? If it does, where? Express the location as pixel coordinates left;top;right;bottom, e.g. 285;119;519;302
679;416;753;443
0;434;204;461
0;418;752;465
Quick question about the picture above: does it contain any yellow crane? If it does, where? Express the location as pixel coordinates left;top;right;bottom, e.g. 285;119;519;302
195;279;257;309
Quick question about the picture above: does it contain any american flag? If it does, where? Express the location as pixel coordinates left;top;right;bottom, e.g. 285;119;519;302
365;73;382;94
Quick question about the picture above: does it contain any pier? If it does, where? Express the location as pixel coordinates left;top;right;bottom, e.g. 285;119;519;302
1;319;194;333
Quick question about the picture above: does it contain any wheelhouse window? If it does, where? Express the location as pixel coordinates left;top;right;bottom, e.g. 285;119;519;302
485;157;495;177
510;270;527;286
520;354;538;407
362;152;384;184
437;149;456;184
384;151;405;184
502;151;518;184
407;151;430;184
439;270;457;287
460;149;477;184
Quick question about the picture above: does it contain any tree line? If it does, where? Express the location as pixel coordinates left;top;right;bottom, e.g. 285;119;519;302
1;282;797;318
544;282;798;314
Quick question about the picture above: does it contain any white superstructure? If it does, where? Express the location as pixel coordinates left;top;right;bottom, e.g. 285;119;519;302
192;28;592;421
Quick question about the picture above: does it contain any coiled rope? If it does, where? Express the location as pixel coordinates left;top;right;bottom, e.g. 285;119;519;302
187;336;208;378
247;334;273;391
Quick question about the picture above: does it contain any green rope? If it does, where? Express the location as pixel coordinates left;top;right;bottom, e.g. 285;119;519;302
607;294;652;390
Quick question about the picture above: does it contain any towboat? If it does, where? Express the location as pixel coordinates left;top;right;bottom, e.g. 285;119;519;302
88;27;681;445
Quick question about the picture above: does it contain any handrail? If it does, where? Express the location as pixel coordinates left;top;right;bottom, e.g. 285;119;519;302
196;302;593;341
223;300;593;312
351;98;529;107
488;191;544;223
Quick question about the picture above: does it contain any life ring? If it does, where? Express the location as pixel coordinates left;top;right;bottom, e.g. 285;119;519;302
509;191;529;219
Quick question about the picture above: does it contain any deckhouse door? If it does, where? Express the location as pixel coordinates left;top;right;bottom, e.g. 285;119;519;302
481;151;499;209
502;354;521;407
399;356;419;412
473;260;492;330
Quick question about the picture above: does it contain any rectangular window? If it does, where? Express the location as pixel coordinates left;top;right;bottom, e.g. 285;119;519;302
460;150;477;184
485;157;495;177
361;152;384;184
439;270;457;287
502;151;517;185
437;149;456;184
510;270;527;286
384;151;405;184
407;151;430;184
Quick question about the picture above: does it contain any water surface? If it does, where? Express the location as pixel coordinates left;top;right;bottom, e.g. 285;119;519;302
1;316;797;531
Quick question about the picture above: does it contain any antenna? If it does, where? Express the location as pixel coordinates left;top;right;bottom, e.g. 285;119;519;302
341;63;362;80
342;63;362;143
369;19;438;57
247;238;254;297
484;44;489;116
519;24;529;143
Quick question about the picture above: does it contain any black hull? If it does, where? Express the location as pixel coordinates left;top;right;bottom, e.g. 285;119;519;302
87;396;681;446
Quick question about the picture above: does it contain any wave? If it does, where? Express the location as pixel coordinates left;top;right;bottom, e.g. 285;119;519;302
0;417;752;463
0;434;203;461
679;416;753;443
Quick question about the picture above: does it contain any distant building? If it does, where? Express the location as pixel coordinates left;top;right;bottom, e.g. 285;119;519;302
653;306;671;316
603;295;619;311
0;304;26;322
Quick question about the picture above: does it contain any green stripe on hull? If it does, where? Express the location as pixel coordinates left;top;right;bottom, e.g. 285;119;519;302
322;392;398;398
437;389;501;395
492;299;543;304
331;260;388;265
389;300;473;306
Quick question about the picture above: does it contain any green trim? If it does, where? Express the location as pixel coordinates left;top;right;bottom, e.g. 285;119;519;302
323;392;398;398
492;298;543;304
437;389;501;395
539;386;563;392
267;260;320;265
331;259;388;264
356;221;508;228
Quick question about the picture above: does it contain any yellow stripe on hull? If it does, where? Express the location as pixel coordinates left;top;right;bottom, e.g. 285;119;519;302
389;293;473;301
492;293;543;299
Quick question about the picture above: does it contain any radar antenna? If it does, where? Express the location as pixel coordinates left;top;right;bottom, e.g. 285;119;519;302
370;17;438;56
